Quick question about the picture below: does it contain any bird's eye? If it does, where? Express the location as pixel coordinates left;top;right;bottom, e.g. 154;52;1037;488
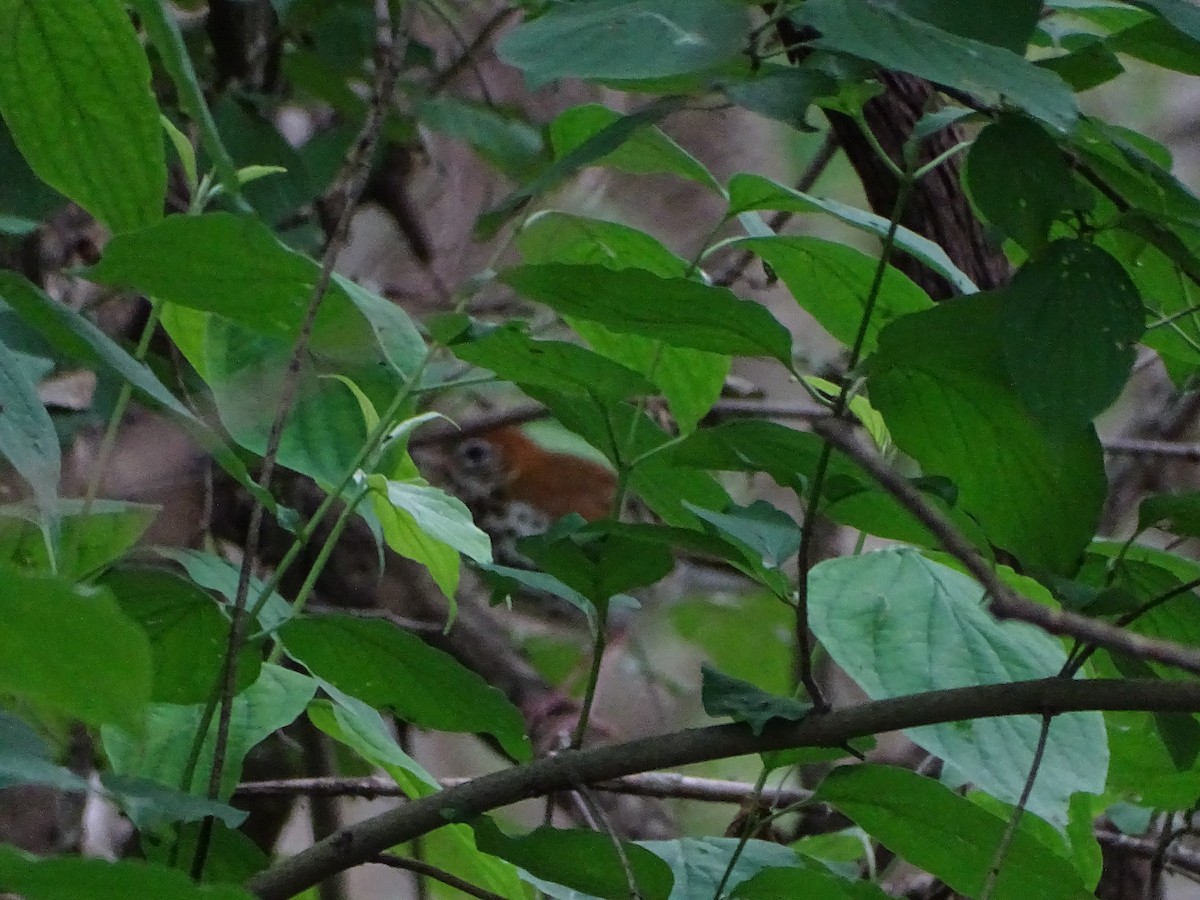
454;437;497;473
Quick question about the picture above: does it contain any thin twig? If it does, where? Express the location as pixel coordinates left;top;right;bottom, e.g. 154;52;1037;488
573;787;643;900
190;0;412;879
812;417;1200;677
981;713;1052;900
374;853;507;900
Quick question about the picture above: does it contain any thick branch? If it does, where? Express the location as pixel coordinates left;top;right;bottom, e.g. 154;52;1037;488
248;678;1200;899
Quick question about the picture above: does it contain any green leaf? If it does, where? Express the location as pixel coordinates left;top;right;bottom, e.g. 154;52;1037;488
1125;0;1200;42
725;173;977;296
211;97;310;224
365;472;492;602
502;264;793;362
672;593;794;696
798;0;1079;133
809;549;1107;828
1037;40;1125;92
523;387;731;527
449;323;657;400
0;272;270;510
868;294;1106;573
474;817;674;900
0;710;90;793
519;210;689;276
573;322;729;434
0;335;60;516
638;837;802;899
727;235;933;355
1000;240;1143;430
816;766;1095;900
129;0;244;208
0;564;150;731
204;322;369;488
719;65;831;133
701;664;811;736
478;97;684;236
549;103;721;192
497;0;748;87
1138;490;1200;537
101;773;246;831
0;846;255;900
966;116;1077;255
420;97;545;179
308;693;438;791
156;548;292;634
0;499;156;578
1107;17;1200;75
0;0;165;231
515;211;728;431
101;567;257;705
519;519;675;603
898;0;1041;51
86;213;424;373
686;500;800;572
280;614;531;761
477;563;599;633
102;664;316;798
733;865;889;899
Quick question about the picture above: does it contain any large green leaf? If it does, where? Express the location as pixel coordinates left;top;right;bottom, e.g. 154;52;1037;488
0;565;150;731
102;664;316;798
798;0;1078;133
101;567;258;705
725;173;977;296
87;213;424;373
966;116;1077;255
0;846;254;900
810;549;1107;828
814;765;1094;900
868;294;1106;573
516;212;728;432
497;0;748;87
280;614;531;761
0;335;59;516
448;323;657;400
0;0;165;231
204;321;369;488
727;235;933;355
502;264;793;363
1000;240;1143;431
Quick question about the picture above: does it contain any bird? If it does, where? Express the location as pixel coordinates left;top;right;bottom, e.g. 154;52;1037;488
439;425;617;570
